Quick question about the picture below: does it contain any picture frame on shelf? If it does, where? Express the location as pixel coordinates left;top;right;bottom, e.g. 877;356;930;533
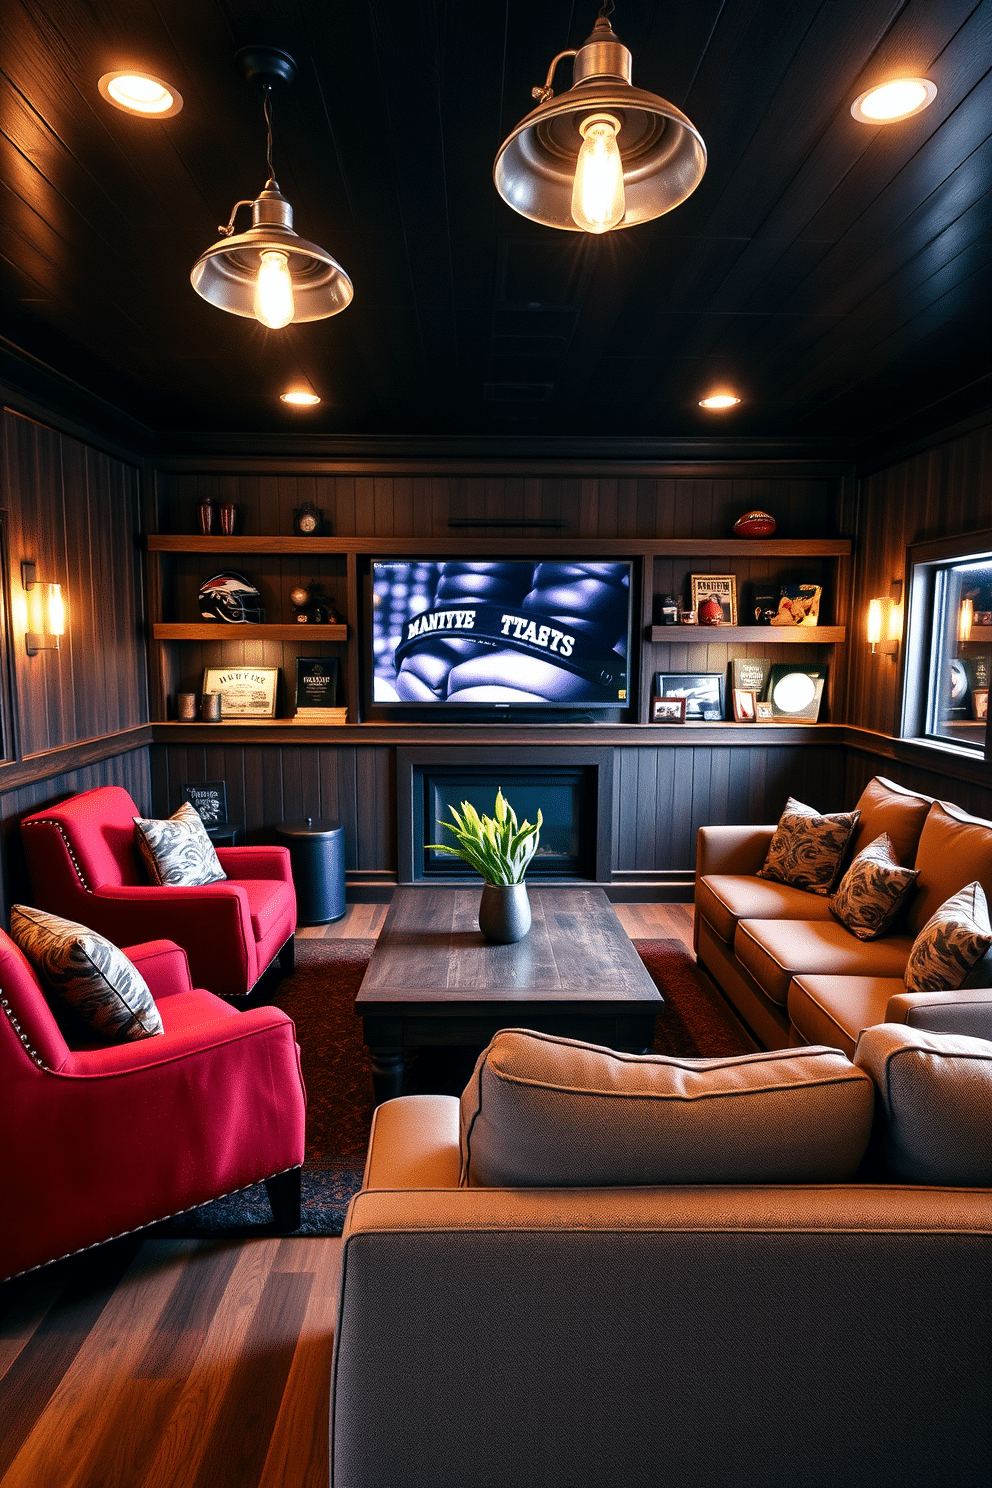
973;687;989;722
651;695;686;724
767;664;827;722
755;700;775;721
690;574;737;625
182;781;228;825
655;672;725;721
202;666;279;719
732;688;758;722
730;657;771;698
296;656;340;711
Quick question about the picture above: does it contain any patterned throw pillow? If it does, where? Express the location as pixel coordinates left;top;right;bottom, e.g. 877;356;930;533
830;832;919;940
134;801;227;887
904;882;992;995
10;904;164;1042
757;797;860;896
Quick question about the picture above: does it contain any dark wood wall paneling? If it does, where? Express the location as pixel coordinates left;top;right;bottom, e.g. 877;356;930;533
2;408;148;754
845;423;992;739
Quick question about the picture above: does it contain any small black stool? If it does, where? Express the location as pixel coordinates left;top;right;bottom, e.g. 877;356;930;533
205;823;241;847
275;818;346;925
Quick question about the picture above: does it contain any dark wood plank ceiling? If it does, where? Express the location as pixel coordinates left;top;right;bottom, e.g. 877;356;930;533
0;0;989;447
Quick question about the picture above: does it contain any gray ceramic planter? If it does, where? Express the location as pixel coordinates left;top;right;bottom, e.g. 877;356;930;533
478;882;532;943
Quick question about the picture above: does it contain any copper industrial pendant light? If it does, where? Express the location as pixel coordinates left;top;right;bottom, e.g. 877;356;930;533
494;3;706;233
191;47;353;327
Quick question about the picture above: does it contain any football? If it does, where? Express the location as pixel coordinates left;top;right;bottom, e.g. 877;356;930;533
733;509;776;537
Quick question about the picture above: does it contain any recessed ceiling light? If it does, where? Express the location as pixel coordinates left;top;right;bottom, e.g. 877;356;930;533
98;71;183;117
698;393;741;410
850;77;937;124
280;390;321;407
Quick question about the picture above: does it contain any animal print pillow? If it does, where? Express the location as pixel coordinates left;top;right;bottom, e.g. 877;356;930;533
757;796;860;896
133;801;226;887
10;904;163;1042
830;832;919;940
904;882;992;995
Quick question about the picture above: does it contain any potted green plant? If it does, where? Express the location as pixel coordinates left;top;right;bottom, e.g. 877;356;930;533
430;789;543;942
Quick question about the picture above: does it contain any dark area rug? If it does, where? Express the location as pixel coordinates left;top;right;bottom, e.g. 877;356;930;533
155;934;754;1240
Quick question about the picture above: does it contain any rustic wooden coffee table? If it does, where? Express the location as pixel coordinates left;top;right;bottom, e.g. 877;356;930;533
355;885;663;1103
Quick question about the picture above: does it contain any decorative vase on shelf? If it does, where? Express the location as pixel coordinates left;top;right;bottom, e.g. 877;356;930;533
478;882;532;944
428;788;543;946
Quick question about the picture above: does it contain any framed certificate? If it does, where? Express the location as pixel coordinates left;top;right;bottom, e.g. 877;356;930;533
202;666;279;718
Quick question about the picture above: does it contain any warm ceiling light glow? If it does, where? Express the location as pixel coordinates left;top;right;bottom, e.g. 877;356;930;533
281;390;321;406
851;78;936;124
699;393;741;410
98;71;183;117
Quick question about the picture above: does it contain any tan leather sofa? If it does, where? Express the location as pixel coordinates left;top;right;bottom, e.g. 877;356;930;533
694;776;992;1052
330;1081;992;1488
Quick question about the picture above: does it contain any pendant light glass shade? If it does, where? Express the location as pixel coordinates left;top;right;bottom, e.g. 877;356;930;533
494;12;706;232
191;51;353;325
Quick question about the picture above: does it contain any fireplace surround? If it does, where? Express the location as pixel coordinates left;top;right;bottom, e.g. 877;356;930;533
396;747;614;884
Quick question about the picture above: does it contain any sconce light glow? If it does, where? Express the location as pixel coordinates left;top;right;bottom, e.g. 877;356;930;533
21;563;65;655
280;390;321;406
699;393;741;410
851;78;936;124
98;72;183;117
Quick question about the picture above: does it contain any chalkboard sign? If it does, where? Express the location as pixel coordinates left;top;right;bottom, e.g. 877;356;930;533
182;781;228;825
296;657;339;710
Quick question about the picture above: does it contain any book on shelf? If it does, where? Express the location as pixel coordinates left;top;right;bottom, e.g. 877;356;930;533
294;706;348;723
730;657;771;698
295;656;339;710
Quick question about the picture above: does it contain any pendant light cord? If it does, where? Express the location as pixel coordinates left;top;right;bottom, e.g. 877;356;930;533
263;85;278;185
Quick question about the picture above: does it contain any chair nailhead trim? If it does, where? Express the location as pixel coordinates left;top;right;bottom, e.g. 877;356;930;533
22;819;92;891
0;994;49;1069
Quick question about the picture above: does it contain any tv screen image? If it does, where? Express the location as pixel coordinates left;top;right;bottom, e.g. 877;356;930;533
371;560;632;708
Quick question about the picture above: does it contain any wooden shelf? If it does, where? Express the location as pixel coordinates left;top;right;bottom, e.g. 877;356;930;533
649;625;845;643
148;535;852;558
153;623;348;642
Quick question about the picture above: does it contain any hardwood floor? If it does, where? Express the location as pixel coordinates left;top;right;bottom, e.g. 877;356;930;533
0;902;694;1488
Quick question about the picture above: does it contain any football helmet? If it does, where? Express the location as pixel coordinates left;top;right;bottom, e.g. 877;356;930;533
198;571;265;624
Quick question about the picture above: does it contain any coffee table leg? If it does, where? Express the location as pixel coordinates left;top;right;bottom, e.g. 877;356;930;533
368;1045;405;1105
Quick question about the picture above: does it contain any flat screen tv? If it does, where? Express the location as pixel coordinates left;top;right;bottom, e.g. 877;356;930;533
368;559;633;716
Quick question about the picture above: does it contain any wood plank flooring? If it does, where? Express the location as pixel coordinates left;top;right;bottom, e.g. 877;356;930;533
1;902;695;1488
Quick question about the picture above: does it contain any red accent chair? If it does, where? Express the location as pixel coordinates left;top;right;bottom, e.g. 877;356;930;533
20;786;297;997
0;931;307;1281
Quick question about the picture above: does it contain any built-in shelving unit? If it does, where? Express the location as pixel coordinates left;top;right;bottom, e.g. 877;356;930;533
144;533;852;726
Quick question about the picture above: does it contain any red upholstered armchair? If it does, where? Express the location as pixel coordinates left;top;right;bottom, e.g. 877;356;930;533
20;786;297;997
0;930;306;1281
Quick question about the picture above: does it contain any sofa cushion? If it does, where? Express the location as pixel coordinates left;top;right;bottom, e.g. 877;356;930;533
854;1023;992;1185
133;802;227;888
735;918;914;1006
907;801;992;935
696;874;835;945
904;882;992;995
757;797;860;895
460;1028;874;1187
848;776;933;865
830;833;919;941
10;904;164;1043
788;974;908;1059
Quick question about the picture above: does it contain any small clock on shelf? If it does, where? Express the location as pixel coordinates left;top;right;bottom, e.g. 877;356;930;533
293;502;324;536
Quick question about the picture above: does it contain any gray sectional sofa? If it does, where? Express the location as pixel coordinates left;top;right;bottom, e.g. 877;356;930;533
694;775;992;1053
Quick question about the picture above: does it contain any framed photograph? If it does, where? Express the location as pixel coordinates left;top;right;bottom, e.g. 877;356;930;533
655;672;725;721
202;666;279;719
651;695;686;723
732;688;758;722
182;781;228;825
755;700;775;721
690;574;737;625
973;687;989;721
296;656;339;710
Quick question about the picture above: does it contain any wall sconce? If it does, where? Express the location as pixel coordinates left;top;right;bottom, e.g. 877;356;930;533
867;581;903;655
22;563;65;655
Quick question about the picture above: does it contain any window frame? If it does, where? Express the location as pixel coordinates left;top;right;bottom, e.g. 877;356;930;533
902;527;992;765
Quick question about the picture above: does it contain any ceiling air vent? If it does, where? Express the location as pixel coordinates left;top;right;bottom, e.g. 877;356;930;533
483;382;554;403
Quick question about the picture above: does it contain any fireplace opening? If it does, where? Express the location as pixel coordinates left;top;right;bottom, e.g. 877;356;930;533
422;771;596;880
